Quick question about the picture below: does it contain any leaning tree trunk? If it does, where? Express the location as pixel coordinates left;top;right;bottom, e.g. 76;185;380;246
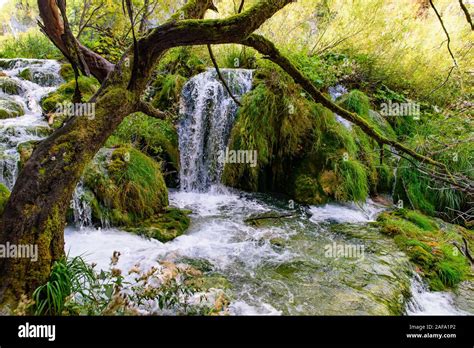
0;80;136;308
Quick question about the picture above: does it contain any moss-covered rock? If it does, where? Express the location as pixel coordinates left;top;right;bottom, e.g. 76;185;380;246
107;113;180;187
84;146;168;224
0;77;23;95
125;207;191;243
0;183;10;215
40;76;99;119
377;209;472;290
0;96;24;119
18;68;32;81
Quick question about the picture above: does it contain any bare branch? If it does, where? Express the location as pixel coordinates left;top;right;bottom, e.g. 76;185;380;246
207;44;242;106
429;0;458;67
459;0;474;31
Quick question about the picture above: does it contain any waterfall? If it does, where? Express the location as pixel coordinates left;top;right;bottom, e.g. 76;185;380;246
178;68;253;192
328;85;353;130
0;59;63;190
71;181;93;229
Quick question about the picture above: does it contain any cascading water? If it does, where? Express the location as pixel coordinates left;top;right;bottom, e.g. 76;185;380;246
328;84;353;130
0;59;62;190
178;68;253;192
0;59;94;227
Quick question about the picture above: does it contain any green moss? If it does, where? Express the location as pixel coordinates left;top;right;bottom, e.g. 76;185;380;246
84;146;168;225
125;207;190;243
40;76;100;115
108;113;180;186
0;77;22;95
0;183;10;215
156;47;206;78
405;210;439;232
377;210;472;290
19;68;32;81
59;64;74;81
334;159;369;202
338;90;370;117
150;74;187;112
294;175;326;205
0;97;24;119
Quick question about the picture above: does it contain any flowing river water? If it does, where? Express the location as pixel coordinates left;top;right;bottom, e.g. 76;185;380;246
0;59;470;315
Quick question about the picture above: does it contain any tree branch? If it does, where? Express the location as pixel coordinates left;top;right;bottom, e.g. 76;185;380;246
130;0;296;90
429;0;458;67
136;101;167;119
241;34;452;172
459;0;474;31
207;44;242;106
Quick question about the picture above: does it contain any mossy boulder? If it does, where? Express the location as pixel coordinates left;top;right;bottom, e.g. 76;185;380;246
377;210;472;290
125;207;191;243
222;64;388;205
19;68;59;86
84;146;168;225
107;113;180;187
81;147;192;242
0;96;24;119
18;68;32;81
0;77;23;95
0;183;10;215
40;76;99;117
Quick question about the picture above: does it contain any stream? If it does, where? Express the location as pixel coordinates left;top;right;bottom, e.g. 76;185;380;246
0;59;471;316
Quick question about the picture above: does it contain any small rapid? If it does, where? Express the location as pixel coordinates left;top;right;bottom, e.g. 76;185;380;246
0;59;62;190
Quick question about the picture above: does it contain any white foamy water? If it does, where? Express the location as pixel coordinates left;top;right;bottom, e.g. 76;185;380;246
0;59;62;190
178;69;253;192
309;199;386;224
406;274;469;315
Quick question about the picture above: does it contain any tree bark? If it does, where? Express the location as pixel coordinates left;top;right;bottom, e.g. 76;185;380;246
0;78;136;308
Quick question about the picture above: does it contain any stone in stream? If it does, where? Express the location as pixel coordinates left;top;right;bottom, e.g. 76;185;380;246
0;96;24;119
0;77;23;95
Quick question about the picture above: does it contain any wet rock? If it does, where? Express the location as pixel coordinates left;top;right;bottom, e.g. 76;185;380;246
0;96;24;119
0;77;23;95
453;281;474;313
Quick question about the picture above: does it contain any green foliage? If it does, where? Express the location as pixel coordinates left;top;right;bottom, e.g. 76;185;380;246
32;256;95;315
377;210;472;290
0;183;10;215
109;113;180;183
0;29;61;59
150;74;187;113
30;253;223;316
220;45;257;69
334;159;369;202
